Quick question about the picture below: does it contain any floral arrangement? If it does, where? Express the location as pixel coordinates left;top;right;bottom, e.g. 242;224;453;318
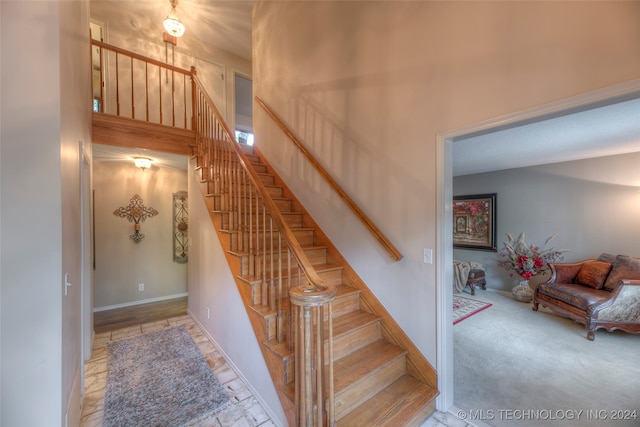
498;232;568;280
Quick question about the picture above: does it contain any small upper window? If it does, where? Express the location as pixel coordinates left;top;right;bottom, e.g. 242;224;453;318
235;130;254;146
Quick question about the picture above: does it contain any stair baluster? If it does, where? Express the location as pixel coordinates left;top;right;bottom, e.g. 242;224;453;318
191;73;336;426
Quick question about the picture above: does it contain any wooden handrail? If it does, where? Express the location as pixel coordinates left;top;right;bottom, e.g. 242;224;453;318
255;96;404;261
92;40;192;75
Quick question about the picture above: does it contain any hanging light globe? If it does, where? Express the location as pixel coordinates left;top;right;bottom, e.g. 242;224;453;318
163;0;185;37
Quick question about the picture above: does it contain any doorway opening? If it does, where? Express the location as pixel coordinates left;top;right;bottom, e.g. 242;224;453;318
436;78;640;413
234;73;253;145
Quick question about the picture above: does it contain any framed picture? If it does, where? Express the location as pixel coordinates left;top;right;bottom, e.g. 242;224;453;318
453;193;497;251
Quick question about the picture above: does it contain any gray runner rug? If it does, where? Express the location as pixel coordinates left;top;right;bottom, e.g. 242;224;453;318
103;325;230;427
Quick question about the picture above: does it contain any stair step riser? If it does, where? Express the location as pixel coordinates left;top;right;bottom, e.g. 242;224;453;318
263;311;289;342
334;357;407;421
240;143;254;156
258;173;275;185
210;194;292;213
244;154;260;163
219;211;302;230
332;321;381;361
251;163;267;173
328;292;361;319
234;247;329;276
243;267;344;306
203;180;282;198
224;229;314;252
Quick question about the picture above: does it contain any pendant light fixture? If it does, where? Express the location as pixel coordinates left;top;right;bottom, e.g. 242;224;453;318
134;157;152;171
163;0;185;38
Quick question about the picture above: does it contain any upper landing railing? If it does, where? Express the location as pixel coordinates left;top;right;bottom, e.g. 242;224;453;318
91;39;193;129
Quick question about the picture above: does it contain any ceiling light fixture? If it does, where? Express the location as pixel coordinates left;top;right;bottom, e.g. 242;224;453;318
163;0;185;38
134;157;152;171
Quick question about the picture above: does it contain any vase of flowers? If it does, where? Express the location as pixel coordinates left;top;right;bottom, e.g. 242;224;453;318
498;232;568;302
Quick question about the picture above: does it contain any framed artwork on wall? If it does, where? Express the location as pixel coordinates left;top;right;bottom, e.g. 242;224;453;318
453;193;497;251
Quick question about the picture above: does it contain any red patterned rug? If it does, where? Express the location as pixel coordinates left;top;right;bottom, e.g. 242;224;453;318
453;295;492;325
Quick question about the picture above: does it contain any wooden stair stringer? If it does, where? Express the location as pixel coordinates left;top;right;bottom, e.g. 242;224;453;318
190;155;297;427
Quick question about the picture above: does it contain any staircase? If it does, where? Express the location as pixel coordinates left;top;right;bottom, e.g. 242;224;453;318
192;143;438;426
90;38;439;426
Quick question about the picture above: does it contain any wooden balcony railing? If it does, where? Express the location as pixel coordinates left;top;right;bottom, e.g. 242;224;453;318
93;39;338;426
91;39;193;129
255;96;404;262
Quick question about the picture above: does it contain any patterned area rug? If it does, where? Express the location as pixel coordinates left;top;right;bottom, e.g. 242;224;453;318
103;326;230;427
453;294;492;325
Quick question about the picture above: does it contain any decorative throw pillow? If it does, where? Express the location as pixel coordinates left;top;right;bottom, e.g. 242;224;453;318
597;253;617;264
575;261;612;289
602;255;640;291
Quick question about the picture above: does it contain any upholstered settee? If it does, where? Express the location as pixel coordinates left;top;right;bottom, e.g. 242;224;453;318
533;253;640;340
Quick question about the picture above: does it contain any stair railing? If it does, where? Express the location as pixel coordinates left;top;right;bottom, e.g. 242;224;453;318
91;39;192;129
192;74;337;427
92;39;338;425
255;96;403;262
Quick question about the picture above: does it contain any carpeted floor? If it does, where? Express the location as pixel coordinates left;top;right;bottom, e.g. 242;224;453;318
454;289;640;427
103;326;230;427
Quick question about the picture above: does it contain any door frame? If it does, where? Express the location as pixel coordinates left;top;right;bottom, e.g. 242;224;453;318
435;78;640;412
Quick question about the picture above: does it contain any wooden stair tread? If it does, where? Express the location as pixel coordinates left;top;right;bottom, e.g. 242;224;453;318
250;302;291;318
336;375;437;427
334;283;360;298
263;339;293;360
333;339;407;391
331;310;380;337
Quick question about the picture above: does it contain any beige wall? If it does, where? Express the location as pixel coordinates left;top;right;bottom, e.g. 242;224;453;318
454;151;640;292
93;160;187;308
187;160;286;424
252;0;640;365
1;1;91;425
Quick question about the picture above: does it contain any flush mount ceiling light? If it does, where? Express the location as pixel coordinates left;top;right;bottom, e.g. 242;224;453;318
163;0;185;38
134;157;152;171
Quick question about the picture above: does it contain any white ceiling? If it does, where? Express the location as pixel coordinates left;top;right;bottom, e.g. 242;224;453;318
89;1;640;175
93;144;188;170
90;0;254;60
453;95;640;176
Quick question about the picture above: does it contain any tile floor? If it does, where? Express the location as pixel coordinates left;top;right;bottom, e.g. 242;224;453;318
80;314;277;427
80;313;469;427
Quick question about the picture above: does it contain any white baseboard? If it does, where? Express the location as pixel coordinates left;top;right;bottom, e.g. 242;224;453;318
188;310;285;427
93;293;188;312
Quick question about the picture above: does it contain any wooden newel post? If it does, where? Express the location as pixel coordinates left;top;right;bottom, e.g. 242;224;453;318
290;285;336;427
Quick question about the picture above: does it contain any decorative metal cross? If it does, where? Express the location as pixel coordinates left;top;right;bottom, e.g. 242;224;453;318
113;194;159;243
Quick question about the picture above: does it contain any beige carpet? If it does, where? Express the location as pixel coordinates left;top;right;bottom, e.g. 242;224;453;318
454;289;640;427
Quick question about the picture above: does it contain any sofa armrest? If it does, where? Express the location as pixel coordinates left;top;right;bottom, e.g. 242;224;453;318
591;280;640;322
547;260;595;284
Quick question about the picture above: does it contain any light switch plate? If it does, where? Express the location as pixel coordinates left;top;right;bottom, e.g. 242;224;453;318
423;248;433;264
